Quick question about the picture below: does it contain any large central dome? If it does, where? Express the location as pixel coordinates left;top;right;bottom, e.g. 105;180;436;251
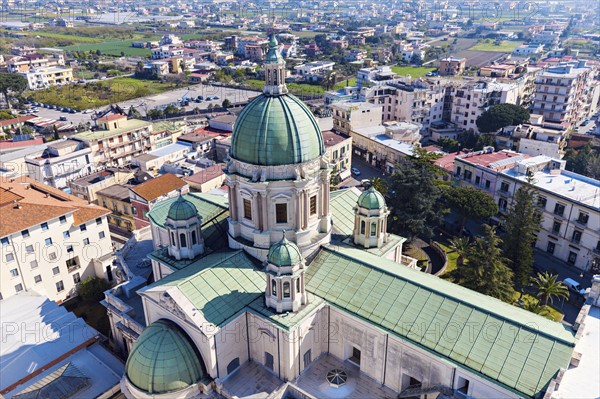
230;93;325;166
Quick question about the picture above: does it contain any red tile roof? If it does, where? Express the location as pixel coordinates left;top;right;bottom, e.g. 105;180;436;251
0;137;44;150
97;114;127;123
130;173;187;201
0;115;36;128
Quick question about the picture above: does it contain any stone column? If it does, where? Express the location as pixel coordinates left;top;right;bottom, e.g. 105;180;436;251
303;191;309;229
252;192;260;230
295;189;302;231
262;189;269;232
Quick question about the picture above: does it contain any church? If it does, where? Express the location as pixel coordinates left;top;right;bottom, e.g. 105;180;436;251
117;35;577;399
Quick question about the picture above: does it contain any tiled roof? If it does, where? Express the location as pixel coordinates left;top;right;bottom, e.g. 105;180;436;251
145;251;264;327
306;246;575;398
130;174;186;202
0;177;110;237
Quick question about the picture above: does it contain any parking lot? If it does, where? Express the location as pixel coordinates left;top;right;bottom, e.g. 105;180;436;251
28;83;261;125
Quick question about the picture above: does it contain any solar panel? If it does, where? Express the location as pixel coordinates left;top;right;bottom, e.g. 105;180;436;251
12;134;33;142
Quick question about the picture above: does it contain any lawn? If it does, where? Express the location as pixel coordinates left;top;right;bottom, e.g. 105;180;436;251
29;77;173;110
391;66;436;77
16;30;103;43
436;242;459;274
62;40;151;57
512;292;564;322
243;79;325;96
468;40;523;52
334;78;357;90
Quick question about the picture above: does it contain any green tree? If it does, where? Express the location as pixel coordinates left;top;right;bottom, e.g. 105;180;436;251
369;177;388;195
444;186;498;235
448;236;470;268
0;110;15;120
0;73;28;111
128;107;142;119
79;276;111;302
410;52;423;65
387;160;443;240
519;297;550;316
459;225;514;301
437;137;460;152
502;182;542;292
530;272;569;306
476;104;530;133
222;98;232;108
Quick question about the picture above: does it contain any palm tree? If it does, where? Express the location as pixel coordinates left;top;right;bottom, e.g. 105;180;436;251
530;272;569;306
369;177;388;195
448;236;470;268
519;297;550;317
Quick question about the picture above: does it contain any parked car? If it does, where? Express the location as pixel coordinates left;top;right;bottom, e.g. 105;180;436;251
351;167;361;176
360;179;372;187
59;116;68;121
197;96;203;101
563;278;586;296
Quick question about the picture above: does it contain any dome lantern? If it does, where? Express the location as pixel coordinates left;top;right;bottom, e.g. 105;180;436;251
165;194;204;260
353;187;390;249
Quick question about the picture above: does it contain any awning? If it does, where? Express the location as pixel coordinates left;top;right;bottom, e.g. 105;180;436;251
339;169;351;180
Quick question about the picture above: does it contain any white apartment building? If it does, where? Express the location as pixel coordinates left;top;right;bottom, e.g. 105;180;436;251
151;46;184;60
25;139;93;190
23;66;73;90
531;62;600;129
495;156;600;272
72;115;154;168
0;177;114;303
331;101;382;135
294;61;335;76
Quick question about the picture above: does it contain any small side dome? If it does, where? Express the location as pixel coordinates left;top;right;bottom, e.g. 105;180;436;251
125;319;205;395
267;236;302;267
167;195;198;221
357;187;386;210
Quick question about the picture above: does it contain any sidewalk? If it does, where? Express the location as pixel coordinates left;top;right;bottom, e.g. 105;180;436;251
534;249;594;289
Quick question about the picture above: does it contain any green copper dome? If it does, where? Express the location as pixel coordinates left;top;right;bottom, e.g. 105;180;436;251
125;319;205;395
230;94;325;166
268;236;302;266
167;195;198;221
357;187;386;210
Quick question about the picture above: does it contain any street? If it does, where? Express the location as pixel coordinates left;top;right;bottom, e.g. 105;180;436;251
30;83;261;126
339;156;386;188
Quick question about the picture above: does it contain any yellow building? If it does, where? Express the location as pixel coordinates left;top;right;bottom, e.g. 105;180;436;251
96;184;136;232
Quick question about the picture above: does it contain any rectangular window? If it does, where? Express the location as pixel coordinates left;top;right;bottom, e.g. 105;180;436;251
568;251;577;265
63;231;70;238
41;222;48;231
243;199;252;220
52;266;60;275
34;275;42;284
26;245;34;253
10;268;19;278
21;229;29;238
67;245;74;253
500;181;509;192
310;195;317;215
56;281;64;292
6;253;14;262
59;215;67;224
80;224;87;232
73;273;81;284
96;217;102;225
99;231;106;239
554;203;565;216
572;230;582;244
45;238;52;246
83;238;90;245
463;170;472;181
577;212;589;225
537;196;547;209
552;221;561;234
547;242;555;254
276;203;287;224
15;284;23;293
1;237;8;246
350;347;361;366
30;260;38;269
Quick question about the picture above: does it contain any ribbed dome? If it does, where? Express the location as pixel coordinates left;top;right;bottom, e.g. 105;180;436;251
230;94;325;166
268;236;302;266
357;187;386;210
167;195;198;221
125;319;205;395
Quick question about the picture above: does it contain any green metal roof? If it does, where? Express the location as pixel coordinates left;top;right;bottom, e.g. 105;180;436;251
267;236;302;266
265;33;284;64
230;93;325;166
248;293;325;331
306;246;575;398
357;187;386;210
147;251;265;327
330;187;361;239
167;195;199;221
125;319;205;395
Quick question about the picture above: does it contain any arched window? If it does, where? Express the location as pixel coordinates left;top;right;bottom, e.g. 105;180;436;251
371;222;377;236
360;221;366;234
191;230;197;245
170;232;175;245
283;282;290;298
296;278;300;293
271;279;277;296
180;233;187;247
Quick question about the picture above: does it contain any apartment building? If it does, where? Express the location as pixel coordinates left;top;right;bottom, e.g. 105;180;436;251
294;61;335;76
97;184;136;232
72;115;153;168
0;177;114;302
69;168;135;203
24;139;93;190
7;53;65;73
531;62;600;129
23;67;73;90
237;36;268;57
332;101;383;135
439;57;466;76
495;156;599;272
151;45;184;60
322;130;352;180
